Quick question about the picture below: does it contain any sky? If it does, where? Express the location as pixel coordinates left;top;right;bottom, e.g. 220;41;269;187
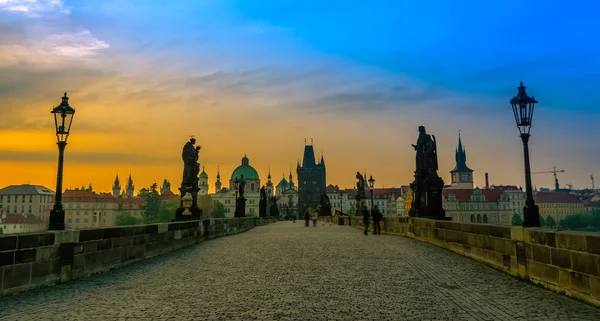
0;0;599;193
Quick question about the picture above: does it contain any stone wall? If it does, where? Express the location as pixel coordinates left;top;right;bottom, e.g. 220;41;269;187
0;217;276;297
321;215;600;307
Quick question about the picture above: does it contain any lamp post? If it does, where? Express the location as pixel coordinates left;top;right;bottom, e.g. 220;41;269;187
339;191;343;215
49;93;75;230
368;175;375;214
510;82;540;227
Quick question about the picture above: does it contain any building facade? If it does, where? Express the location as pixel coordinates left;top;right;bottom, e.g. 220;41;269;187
535;192;585;222
442;188;517;225
297;143;326;218
0;184;55;233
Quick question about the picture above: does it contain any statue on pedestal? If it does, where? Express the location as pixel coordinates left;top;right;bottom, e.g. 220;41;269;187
176;137;202;221
409;126;446;220
355;172;367;215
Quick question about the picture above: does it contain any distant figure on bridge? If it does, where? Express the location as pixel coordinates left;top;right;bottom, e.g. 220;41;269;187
304;209;310;227
372;206;383;235
312;208;318;227
362;205;370;235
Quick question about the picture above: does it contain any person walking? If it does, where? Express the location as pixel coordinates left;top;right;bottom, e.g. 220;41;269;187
312;209;318;227
304;209;310;227
372;206;383;235
362;205;370;235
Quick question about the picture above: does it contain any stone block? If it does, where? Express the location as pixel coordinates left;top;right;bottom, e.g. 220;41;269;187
73;243;84;255
570;252;600;276
127;245;146;261
556;232;587;252
83;241;98;253
489;225;510;239
586;235;600;255
72;254;85;275
168;223;181;231
59;265;72;283
79;229;103;242
2;263;31;292
463;244;472;254
112;237;129;248
528;260;559;285
591;276;600;300
97;239;112;251
511;227;524;241
531;244;551;264
503;254;511;268
102;249;125;267
86;251;102;271
58;242;74;267
526;229;556;247
132;234;149;245
145;225;159;234
0;236;17;251
570;271;591;293
18;233;55;249
551;248;572;269
35;246;57;262
15;249;36;264
475;235;492;251
0;251;14;267
559;268;571;288
120;227;136;237
471;224;491;236
174;230;182;240
31;260;52;285
133;226;146;235
102;228;121;239
157;223;168;233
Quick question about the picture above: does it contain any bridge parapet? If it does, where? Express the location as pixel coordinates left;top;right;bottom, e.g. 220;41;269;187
0;217;276;297
321;215;600;307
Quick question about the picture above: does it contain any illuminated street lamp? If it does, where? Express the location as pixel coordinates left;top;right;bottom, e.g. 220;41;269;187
510;82;540;227
368;175;375;214
49;93;75;230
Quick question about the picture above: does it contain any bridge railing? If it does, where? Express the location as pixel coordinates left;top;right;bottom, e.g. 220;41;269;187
0;217;276;297
320;215;600;307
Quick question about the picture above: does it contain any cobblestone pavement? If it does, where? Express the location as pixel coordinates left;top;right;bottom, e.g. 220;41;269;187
1;222;600;320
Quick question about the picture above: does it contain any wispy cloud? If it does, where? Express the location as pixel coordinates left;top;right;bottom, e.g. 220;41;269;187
0;0;69;16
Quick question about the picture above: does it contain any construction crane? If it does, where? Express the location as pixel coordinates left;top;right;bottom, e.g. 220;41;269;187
532;166;565;191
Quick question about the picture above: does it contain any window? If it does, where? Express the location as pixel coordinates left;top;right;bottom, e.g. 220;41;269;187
84;218;88;223
76;218;80;223
68;218;72;223
477;214;482;223
68;204;73;209
77;211;80;215
29;195;32;203
76;204;81;209
22;196;25;203
28;205;32;213
483;214;488;224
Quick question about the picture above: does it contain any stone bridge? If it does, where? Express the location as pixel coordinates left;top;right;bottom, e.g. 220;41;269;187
1;218;600;320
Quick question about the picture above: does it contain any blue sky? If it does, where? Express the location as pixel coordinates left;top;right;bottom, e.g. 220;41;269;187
0;0;598;190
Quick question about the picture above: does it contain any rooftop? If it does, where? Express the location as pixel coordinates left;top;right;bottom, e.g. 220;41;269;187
535;192;583;203
0;185;55;195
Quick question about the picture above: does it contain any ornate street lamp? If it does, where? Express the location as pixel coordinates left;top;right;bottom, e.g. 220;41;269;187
368;175;375;214
49;93;75;230
510;82;540;227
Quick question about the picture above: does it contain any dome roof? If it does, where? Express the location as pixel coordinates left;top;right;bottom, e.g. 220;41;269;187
231;156;260;181
199;166;208;178
277;178;289;188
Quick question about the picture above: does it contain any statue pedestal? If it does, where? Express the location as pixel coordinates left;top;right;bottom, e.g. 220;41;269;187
176;186;202;221
235;198;246;218
355;194;367;216
409;173;447;220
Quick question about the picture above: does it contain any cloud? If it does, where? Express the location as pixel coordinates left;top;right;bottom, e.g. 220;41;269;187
0;0;69;16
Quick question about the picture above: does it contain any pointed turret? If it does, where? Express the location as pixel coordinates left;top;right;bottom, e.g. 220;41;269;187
319;153;325;167
126;174;135;198
215;165;222;192
87;183;93;193
301;144;316;168
450;132;474;188
112;174;121;197
289;168;295;189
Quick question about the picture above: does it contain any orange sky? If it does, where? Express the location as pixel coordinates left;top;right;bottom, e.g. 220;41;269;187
1;1;598;193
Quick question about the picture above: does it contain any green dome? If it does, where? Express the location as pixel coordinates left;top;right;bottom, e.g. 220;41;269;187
230;156;260;180
200;171;208;179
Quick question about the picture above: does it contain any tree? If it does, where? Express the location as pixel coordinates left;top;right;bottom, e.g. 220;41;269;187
157;197;179;223
559;214;588;229
539;215;546;227
545;216;557;227
211;201;226;218
347;202;357;216
142;183;161;224
198;195;214;219
511;213;523;226
116;212;143;226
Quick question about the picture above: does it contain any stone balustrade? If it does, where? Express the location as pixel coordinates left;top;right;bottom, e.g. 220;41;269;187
0;217;276;297
321;215;600;307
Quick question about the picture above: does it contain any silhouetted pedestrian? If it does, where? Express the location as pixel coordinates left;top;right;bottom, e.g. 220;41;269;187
362;205;370;235
372;206;383;235
304;210;310;227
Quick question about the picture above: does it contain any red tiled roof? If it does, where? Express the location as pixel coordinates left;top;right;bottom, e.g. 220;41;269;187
161;190;176;197
326;185;340;193
534;192;583;203
1;214;44;224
